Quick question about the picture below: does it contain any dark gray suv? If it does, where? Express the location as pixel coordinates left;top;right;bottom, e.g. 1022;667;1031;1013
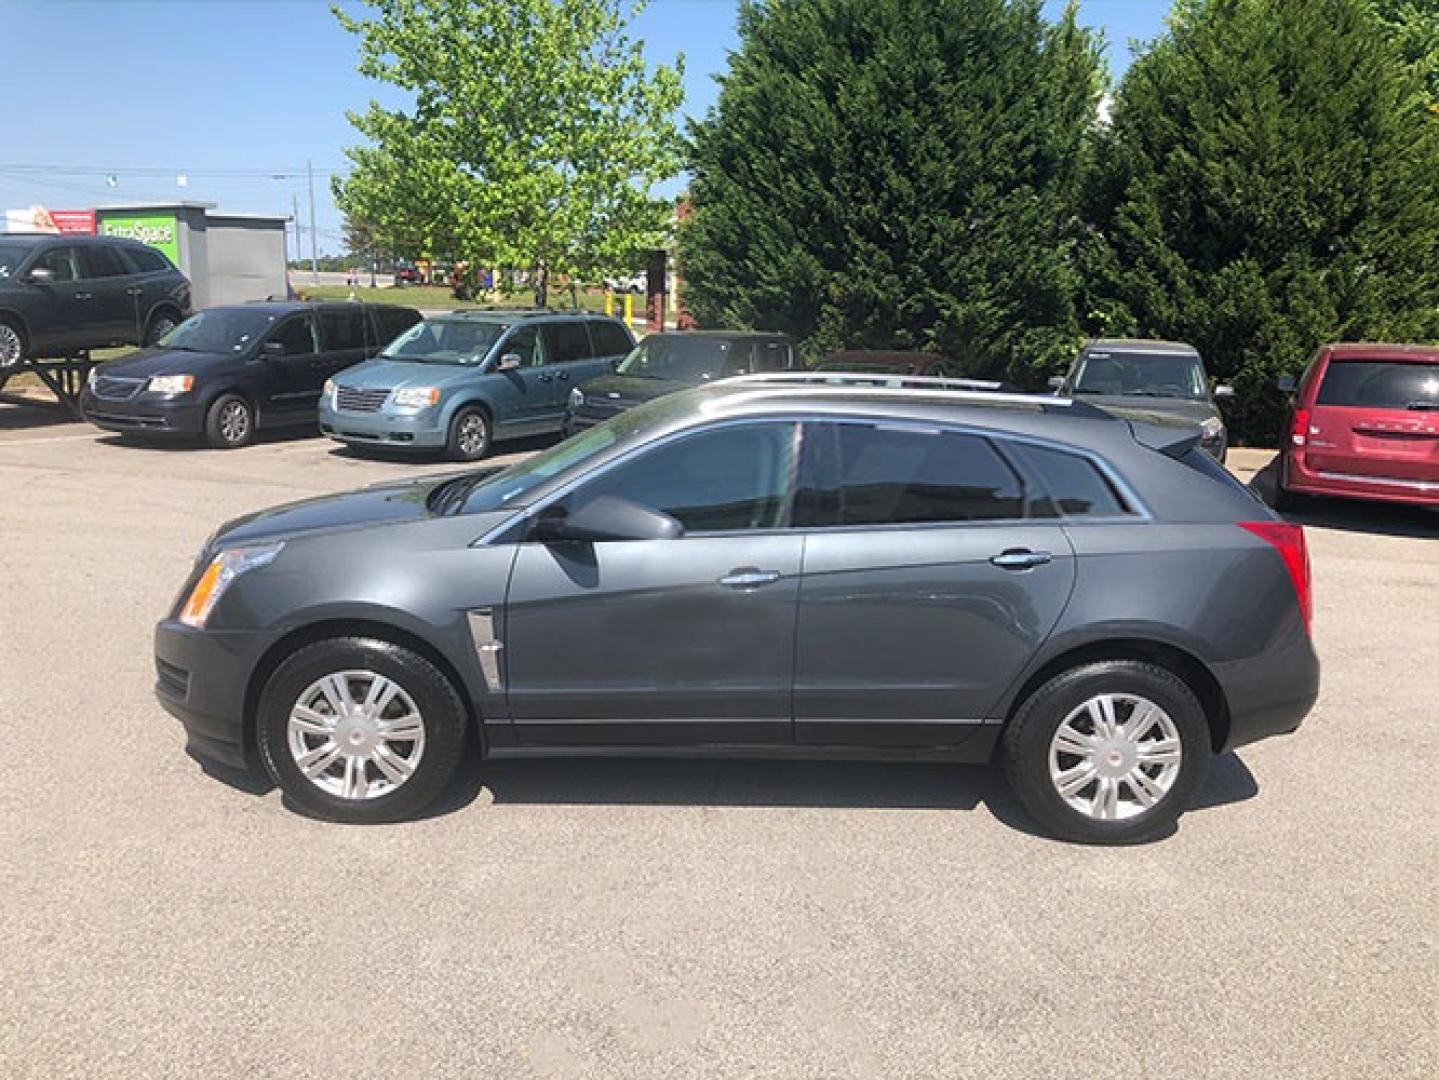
0;233;191;369
155;374;1318;843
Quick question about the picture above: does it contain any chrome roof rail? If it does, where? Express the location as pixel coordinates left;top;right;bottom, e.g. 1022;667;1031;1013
717;372;1106;415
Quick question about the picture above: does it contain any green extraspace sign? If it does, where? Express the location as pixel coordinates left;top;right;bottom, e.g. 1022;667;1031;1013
99;213;180;266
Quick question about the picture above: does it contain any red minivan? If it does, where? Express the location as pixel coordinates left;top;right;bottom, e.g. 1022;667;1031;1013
1277;343;1439;509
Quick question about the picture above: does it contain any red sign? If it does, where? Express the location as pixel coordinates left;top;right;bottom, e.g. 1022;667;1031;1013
50;209;96;234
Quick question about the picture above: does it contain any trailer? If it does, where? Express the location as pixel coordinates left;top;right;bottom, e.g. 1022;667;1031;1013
0;353;102;419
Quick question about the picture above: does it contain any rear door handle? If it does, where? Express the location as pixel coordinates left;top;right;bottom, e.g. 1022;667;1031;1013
990;548;1052;570
555;370;569;380
719;568;782;589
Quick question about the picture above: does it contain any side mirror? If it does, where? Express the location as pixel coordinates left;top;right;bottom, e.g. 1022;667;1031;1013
532;495;683;543
25;266;55;284
260;341;287;359
1274;374;1296;395
1047;374;1065;392
496;352;522;372
1213;384;1236;400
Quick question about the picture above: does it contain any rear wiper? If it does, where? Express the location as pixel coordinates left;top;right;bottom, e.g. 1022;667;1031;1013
1405;401;1439;411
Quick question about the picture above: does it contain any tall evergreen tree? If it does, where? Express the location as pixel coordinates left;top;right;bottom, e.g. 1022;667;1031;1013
1092;0;1439;442
1370;0;1439;102
682;0;1104;379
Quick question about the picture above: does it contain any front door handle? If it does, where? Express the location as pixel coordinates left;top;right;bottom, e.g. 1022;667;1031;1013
990;548;1052;570
555;370;569;380
719;568;782;589
537;373;553;382
75;292;93;300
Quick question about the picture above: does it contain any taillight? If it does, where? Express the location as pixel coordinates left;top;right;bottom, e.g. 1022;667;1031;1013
1289;407;1311;447
1238;521;1313;634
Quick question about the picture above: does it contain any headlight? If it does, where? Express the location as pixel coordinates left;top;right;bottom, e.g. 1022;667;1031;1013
568;387;584;409
87;366;99;387
148;374;195;394
178;542;284;629
1199;417;1224;441
323;378;335;401
393;387;440;408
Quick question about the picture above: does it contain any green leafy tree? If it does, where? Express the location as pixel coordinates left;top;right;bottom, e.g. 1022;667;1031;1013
682;0;1104;380
1370;1;1439;101
1091;0;1439;443
332;0;685;306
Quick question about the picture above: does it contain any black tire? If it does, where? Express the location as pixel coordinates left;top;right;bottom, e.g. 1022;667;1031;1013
0;316;26;370
257;637;471;823
1272;460;1305;514
1001;660;1212;845
446;404;492;461
204;393;255;449
143;308;180;346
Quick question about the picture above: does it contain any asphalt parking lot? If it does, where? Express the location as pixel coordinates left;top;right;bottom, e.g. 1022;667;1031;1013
1;404;1435;1079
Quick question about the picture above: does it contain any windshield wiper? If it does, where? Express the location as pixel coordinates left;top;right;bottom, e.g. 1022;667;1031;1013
426;467;503;515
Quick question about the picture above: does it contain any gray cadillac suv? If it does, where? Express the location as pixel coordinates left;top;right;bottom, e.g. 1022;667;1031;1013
155;374;1318;843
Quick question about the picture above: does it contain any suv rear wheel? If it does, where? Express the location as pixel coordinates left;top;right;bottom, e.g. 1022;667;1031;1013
1002;660;1211;844
144;308;180;346
256;637;470;823
0;318;25;369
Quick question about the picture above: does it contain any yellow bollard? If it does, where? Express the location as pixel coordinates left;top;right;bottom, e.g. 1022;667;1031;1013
623;292;634;326
604;289;614;317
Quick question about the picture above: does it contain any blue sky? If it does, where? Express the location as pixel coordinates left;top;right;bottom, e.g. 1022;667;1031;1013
0;0;1170;255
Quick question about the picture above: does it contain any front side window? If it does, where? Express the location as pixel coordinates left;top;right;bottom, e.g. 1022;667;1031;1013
32;247;77;282
569;422;800;532
808;423;1024;526
502;326;545;367
269;315;319;356
381;318;505;365
1073;351;1207;400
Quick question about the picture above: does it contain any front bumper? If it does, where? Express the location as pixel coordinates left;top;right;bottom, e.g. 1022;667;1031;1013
1284;451;1439;508
81;388;205;435
319;401;448;449
154;619;273;772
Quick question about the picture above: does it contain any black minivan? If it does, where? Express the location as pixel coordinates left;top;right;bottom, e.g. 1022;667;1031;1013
80;302;421;448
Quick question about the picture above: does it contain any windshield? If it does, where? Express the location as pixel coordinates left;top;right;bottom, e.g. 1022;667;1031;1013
437;424;622;514
381;318;504;365
1073;352;1208;400
0;244;30;280
159;308;279;354
617;336;744;382
1316;359;1439;410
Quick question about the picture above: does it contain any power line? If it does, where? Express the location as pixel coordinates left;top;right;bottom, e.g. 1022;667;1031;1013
0;163;352;179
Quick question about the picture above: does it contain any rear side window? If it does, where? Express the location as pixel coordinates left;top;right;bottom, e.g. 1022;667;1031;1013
320;308;369;351
1316;360;1439;410
589;320;633;357
544;321;594;363
77;245;129;279
1012;443;1129;518
371;307;421;344
752;341;792;371
817;423;1024;526
124;245;171;273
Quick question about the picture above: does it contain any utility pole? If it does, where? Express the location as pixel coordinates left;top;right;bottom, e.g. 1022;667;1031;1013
291;194;301;269
307;160;319;285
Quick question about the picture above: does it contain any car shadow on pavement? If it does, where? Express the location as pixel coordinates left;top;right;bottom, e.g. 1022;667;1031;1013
325;431;562;465
0;395;82;431
1247;452;1438;538
95;426;327;452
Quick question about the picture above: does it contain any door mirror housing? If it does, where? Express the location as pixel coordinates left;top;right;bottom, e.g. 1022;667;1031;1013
1213;384;1236;400
1274;374;1296;395
496;352;522;372
25;266;55;285
1047;374;1065;392
532;495;683;544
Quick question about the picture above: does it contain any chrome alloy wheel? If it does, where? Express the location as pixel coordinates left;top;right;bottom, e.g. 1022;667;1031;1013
457;412;488;456
0;323;21;368
1048;693;1183;821
218;400;251;444
286;671;426;800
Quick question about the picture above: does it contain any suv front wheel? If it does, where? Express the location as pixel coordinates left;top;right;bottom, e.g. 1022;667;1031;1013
1002;661;1211;844
447;405;491;461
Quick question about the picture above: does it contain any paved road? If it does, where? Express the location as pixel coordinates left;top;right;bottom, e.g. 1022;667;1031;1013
1;407;1435;1079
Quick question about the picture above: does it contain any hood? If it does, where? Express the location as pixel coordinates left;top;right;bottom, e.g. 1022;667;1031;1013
1079;395;1220;426
336;357;481;392
212;474;454;549
577;372;695;405
97;346;236;379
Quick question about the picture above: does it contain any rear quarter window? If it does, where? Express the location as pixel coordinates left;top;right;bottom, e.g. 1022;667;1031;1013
1010;443;1130;518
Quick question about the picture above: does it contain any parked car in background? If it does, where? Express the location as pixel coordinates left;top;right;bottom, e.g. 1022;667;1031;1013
1050;339;1234;461
1275;342;1439;509
603;272;647;294
321;310;634;461
393;264;424;286
817;350;960;377
0;233;191;370
157;372;1317;843
565;330;797;432
81;302;420;449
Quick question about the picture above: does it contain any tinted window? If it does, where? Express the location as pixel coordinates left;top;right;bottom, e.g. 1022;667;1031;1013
320;308;369;351
77;245;129;279
32;247;77;282
616;336;744;381
269;315;318;356
576;422;799;532
371;307;421;345
590;320;634;357
504;325;544;367
753;341;792;371
1013;443;1128;518
822;424;1024;526
1073;351;1207;400
0;243;30;280
1316;360;1439;410
544;321;594;363
124;246;170;273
